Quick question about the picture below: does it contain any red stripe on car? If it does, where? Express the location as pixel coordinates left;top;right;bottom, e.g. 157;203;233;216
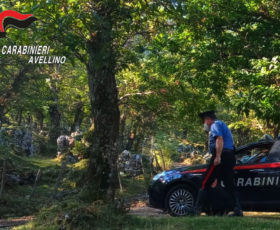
181;162;280;174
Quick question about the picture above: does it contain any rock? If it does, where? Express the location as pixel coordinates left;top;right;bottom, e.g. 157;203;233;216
118;150;144;176
4;171;36;186
0;128;10;147
11;129;34;156
5;172;21;185
57;135;71;156
71;130;83;141
56;133;81;156
22;131;34;156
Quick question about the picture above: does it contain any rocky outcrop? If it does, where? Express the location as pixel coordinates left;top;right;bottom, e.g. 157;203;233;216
118;150;144;177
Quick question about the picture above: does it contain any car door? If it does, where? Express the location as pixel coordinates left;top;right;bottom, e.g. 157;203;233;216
234;143;276;210
259;140;280;208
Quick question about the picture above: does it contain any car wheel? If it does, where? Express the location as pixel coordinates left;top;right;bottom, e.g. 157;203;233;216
165;184;195;216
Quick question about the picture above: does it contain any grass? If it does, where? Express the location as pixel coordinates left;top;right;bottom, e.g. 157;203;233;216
121;215;280;230
14;212;280;230
4;154;280;230
117;175;147;198
0;154;61;218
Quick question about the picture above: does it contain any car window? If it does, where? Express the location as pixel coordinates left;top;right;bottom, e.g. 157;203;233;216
235;146;271;165
266;140;280;162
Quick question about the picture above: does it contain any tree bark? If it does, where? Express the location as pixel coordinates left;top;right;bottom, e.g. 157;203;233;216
85;3;120;201
36;111;44;130
0;160;6;199
118;109;127;152
70;101;84;132
17;109;22;126
48;74;61;145
0;106;4;128
49;103;61;145
273;123;280;139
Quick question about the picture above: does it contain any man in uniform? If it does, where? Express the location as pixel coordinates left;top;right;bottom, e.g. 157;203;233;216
194;110;243;216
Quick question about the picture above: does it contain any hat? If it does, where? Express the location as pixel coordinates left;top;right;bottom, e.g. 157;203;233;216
198;110;216;119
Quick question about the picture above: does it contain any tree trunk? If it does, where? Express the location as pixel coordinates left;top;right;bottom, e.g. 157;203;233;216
0;106;4;128
86;6;120;202
118;109;127;152
71;101;84;132
36;111;44;130
15;109;23;126
0;160;6;199
273;123;280;139
126;123;138;151
49;103;61;145
126;131;135;151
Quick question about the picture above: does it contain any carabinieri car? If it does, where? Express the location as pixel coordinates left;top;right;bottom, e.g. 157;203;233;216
148;139;280;216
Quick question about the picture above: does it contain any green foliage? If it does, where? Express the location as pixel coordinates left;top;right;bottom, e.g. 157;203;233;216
18;197;130;230
0;154;60;218
232;56;280;136
229;120;264;146
155;132;181;164
71;141;89;159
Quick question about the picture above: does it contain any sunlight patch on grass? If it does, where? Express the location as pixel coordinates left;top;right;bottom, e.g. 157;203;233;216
244;211;280;217
73;159;88;170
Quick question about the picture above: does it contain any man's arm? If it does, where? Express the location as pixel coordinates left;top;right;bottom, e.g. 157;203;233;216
214;136;224;166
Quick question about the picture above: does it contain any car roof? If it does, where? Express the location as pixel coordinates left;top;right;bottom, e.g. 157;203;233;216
235;140;275;155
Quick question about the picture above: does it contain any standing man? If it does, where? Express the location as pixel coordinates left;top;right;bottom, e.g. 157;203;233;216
194;110;243;216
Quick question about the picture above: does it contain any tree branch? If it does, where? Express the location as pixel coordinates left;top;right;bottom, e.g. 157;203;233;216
118;91;155;104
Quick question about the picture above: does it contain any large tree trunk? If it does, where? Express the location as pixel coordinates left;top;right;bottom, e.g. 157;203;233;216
86;3;120;201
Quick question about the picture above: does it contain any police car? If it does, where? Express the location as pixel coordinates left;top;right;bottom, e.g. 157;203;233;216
148;140;280;216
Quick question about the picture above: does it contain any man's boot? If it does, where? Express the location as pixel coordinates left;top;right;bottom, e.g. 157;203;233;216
191;189;207;216
228;191;243;217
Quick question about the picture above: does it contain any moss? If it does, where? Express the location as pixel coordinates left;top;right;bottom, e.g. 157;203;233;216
0;151;60;218
71;141;89;159
117;175;147;198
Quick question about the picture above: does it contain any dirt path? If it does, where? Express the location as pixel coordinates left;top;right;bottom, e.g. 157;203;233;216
129;206;169;217
0;216;33;229
127;193;169;217
126;193;280;218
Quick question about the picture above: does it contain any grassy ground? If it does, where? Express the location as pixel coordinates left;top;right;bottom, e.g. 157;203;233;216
117;175;147;198
123;215;280;230
0;154;60;218
3;154;280;230
14;212;280;230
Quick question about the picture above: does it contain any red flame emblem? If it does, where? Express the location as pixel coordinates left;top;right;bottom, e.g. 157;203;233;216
0;10;37;38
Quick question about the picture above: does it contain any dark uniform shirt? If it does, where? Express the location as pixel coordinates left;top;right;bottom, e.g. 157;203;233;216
209;120;234;153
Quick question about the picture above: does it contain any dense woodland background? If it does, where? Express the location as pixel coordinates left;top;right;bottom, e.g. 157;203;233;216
0;0;280;229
